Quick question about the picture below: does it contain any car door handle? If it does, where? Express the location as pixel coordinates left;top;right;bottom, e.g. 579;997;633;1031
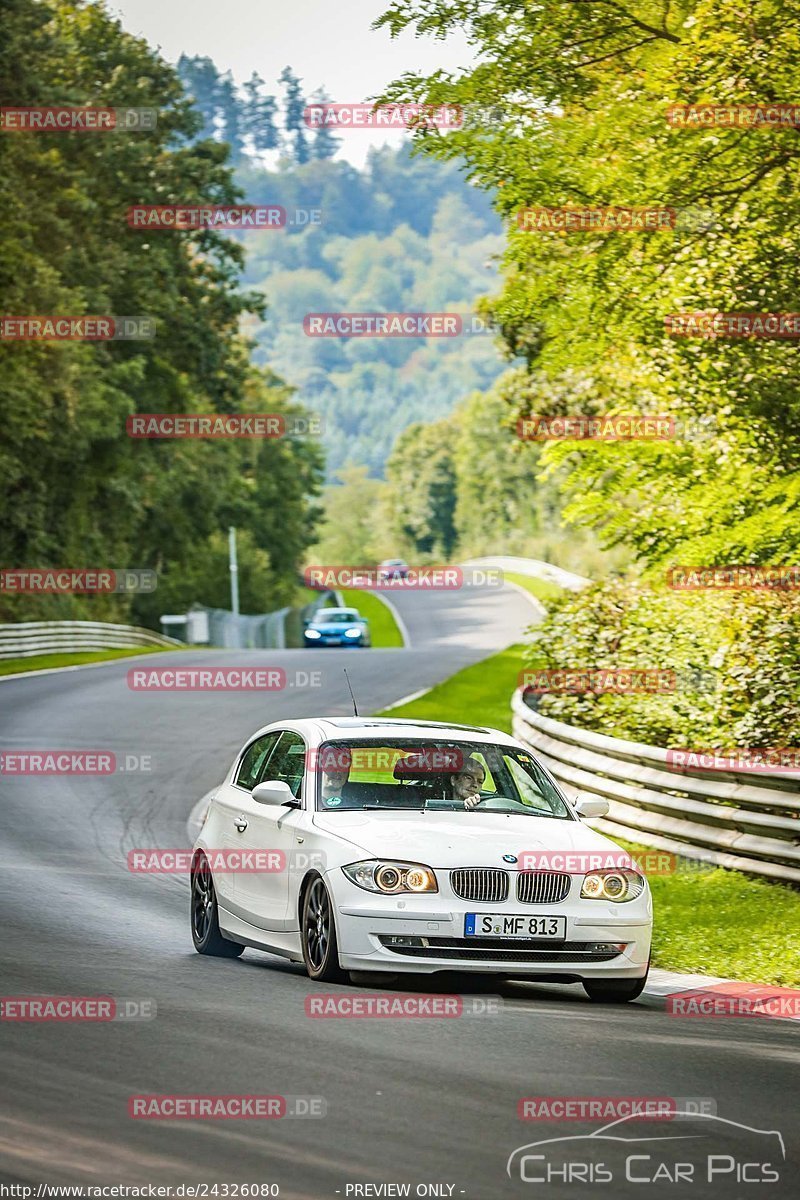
234;815;248;832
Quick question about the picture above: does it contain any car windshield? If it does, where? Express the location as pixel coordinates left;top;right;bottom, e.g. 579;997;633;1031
319;610;360;624
314;738;572;818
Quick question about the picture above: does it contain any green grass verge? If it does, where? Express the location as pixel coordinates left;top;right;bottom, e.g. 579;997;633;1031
0;644;177;678
295;585;336;608
377;640;800;986
341;588;404;648
376;643;527;732
503;570;565;607
618;841;800;987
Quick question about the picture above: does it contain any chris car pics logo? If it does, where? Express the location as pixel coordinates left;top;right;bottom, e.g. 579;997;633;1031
507;1112;785;1185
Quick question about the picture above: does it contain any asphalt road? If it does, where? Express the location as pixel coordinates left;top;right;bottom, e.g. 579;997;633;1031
0;581;797;1198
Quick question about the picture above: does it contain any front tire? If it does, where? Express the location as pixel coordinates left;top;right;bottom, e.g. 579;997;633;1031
191;853;244;958
301;875;346;982
583;964;649;1004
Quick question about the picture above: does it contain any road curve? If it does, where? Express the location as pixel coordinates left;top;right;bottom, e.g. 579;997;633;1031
0;580;796;1197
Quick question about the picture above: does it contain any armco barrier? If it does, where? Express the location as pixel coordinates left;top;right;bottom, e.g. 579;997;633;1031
199;589;340;650
512;689;800;885
0;620;182;660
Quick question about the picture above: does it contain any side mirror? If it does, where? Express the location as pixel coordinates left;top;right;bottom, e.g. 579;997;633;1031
575;796;609;818
252;780;296;807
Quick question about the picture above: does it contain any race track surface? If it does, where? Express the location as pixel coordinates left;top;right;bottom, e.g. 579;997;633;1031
0;581;796;1197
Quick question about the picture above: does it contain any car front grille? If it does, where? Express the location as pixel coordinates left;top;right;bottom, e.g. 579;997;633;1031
517;871;571;904
450;868;509;903
379;936;623;963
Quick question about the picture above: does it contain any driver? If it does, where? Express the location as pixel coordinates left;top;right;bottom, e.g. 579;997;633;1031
450;756;486;810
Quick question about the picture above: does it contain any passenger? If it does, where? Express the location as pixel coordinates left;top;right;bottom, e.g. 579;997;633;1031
450;756;486;810
319;746;352;808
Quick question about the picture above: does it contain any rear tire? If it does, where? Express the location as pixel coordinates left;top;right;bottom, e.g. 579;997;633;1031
301;875;346;982
583;964;649;1004
191;853;245;958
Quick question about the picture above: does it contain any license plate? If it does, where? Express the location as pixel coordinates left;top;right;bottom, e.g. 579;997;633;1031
465;913;567;939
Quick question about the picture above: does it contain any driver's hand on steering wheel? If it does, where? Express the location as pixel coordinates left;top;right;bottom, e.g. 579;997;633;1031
463;793;482;810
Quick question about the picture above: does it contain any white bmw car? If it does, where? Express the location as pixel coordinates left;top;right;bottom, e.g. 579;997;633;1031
191;718;652;1002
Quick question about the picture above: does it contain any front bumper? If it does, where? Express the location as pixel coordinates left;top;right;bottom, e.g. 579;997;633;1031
304;634;363;646
329;874;652;977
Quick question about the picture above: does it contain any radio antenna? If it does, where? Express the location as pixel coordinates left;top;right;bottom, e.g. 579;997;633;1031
343;668;359;717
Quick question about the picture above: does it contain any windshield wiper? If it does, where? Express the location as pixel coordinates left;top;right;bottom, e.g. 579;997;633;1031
359;804;427;811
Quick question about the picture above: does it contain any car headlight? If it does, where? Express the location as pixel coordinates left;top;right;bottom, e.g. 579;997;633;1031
344;627;362;637
342;859;438;894
304;629;321;639
580;869;644;902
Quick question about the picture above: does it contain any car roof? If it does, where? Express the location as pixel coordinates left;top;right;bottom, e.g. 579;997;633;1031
314;608;359;617
306;716;513;743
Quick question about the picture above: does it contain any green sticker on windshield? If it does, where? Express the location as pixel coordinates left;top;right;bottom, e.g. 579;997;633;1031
325;796;342;807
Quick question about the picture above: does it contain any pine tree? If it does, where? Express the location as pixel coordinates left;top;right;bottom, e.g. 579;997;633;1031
176;54;222;139
279;66;310;165
309;88;340;160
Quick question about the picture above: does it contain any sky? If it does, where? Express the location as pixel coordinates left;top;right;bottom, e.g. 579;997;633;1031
105;0;474;166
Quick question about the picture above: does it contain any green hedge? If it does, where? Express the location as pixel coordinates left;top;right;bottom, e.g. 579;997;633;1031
524;581;800;747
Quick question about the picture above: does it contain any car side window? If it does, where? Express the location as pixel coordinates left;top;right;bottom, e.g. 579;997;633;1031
261;731;306;799
235;732;281;791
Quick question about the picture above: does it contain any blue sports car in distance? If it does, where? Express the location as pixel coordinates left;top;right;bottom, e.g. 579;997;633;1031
303;607;371;647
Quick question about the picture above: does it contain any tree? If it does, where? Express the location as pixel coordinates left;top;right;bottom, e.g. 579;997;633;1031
0;0;323;626
385;419;459;557
218;70;245;160
309;465;389;565
279;66;310;165
241;72;280;156
375;0;800;570
309;88;340;161
176;54;222;139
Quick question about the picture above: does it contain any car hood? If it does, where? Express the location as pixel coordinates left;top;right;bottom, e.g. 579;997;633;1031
312;810;616;867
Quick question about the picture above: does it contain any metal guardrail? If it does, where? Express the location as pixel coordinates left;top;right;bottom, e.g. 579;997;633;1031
461;555;590;592
200;605;292;650
0;620;182;660
199;589;340;650
512;689;800;885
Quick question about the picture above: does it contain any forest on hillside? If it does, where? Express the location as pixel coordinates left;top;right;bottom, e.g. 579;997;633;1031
175;54;508;478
